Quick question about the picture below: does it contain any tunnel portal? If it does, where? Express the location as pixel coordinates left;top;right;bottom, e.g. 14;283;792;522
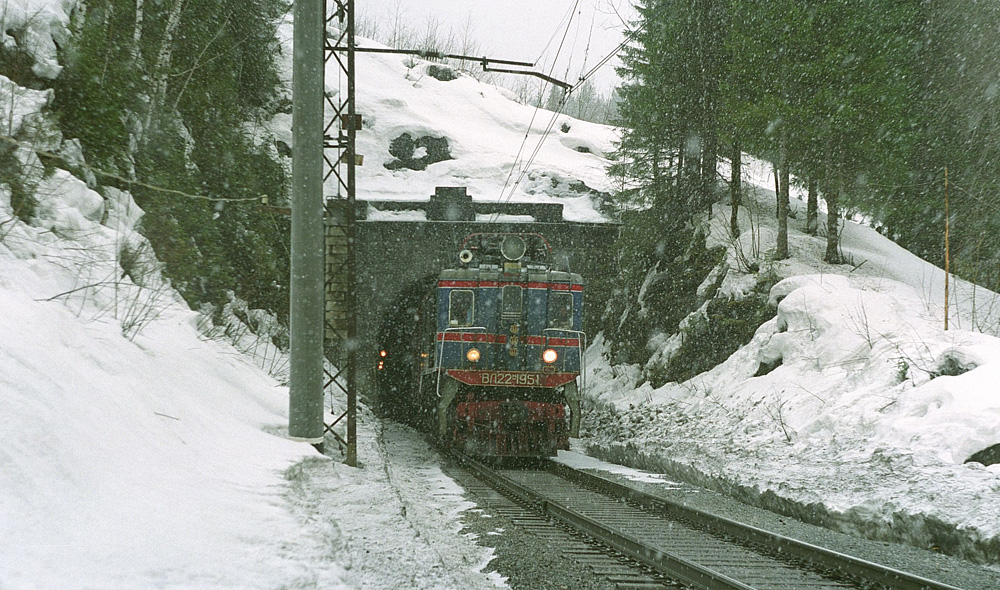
329;186;619;400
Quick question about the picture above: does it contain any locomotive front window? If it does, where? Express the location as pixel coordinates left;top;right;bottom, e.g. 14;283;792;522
449;290;475;326
502;285;522;316
549;292;573;329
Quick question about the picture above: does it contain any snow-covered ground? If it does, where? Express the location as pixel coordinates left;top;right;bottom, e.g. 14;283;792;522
4;0;1000;587
582;162;1000;563
0;101;510;589
0;3;520;588
0;183;505;590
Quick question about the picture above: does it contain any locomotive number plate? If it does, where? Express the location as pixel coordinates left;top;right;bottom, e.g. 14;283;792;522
447;370;578;389
479;371;541;387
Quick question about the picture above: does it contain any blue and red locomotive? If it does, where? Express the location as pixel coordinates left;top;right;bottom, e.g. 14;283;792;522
381;233;586;458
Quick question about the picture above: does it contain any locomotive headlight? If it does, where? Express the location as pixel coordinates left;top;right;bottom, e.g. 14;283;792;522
542;348;558;364
466;348;481;362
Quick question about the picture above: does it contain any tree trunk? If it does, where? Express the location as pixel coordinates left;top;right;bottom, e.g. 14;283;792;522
806;177;818;235
652;146;661;188
773;162;780;218
676;138;685;205
775;138;790;260
684;138;700;214
141;0;186;145
730;140;741;239
824;148;841;263
131;0;145;64
701;129;717;215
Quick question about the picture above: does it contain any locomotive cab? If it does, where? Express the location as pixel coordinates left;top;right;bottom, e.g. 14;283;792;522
417;233;586;458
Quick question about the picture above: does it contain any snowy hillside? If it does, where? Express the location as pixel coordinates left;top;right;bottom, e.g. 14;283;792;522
4;0;1000;587
268;19;617;223
583;161;1000;563
0;3;523;588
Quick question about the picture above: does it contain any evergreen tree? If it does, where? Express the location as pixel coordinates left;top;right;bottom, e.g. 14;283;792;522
53;0;292;318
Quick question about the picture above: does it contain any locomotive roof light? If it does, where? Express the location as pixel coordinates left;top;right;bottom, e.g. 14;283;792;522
459;249;474;264
501;235;527;261
542;348;558;364
466;348;481;362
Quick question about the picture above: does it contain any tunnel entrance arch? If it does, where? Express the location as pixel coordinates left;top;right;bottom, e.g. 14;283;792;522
373;274;437;422
332;187;619;401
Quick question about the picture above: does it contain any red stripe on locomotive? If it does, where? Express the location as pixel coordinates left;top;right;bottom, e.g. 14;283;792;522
437;279;583;291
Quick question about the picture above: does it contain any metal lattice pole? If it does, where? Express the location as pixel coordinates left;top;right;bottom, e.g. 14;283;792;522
323;0;358;466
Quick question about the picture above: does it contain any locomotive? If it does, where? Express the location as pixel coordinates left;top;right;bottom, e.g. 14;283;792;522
379;233;585;458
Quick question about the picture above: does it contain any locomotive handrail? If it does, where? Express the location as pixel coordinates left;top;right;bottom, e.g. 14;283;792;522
436;326;487;399
543;328;588;399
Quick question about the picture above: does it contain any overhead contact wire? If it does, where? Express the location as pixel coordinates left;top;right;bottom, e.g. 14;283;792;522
493;0;581;221
498;12;637;207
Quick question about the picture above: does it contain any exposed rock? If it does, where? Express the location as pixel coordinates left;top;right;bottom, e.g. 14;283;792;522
966;443;1000;467
426;64;458;81
384;133;452;171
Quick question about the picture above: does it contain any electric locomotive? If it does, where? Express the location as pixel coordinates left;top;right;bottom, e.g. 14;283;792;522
406;233;585;458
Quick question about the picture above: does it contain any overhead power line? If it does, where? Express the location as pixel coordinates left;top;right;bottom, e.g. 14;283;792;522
494;0;581;216
493;17;637;208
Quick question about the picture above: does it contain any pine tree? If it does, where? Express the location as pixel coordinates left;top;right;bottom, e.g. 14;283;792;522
53;0;292;317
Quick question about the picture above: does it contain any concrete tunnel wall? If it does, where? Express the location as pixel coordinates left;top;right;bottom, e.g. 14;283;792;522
352;217;620;398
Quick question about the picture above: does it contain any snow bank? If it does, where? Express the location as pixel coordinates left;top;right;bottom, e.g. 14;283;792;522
0;0;74;79
584;167;1000;561
0;67;350;582
1;17;505;584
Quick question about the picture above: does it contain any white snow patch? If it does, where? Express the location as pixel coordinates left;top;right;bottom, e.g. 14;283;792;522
557;450;684;488
0;0;74;79
476;213;534;223
584;169;1000;555
270;21;615;223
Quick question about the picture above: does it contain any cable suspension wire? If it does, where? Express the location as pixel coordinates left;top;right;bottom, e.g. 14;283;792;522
494;0;581;220
503;102;569;204
571;28;634;92
535;0;579;64
948;180;1000;217
495;17;635;207
562;3;585;84
579;8;596;78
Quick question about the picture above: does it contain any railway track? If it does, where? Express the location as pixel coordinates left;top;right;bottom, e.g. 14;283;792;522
451;451;965;590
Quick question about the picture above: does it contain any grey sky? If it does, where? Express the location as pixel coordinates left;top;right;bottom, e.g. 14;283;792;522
358;0;633;93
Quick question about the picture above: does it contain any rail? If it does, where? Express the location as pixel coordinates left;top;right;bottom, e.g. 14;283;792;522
451;449;966;590
452;450;754;590
546;461;964;590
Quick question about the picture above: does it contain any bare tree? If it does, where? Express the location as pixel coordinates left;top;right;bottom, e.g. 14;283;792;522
131;0;145;63
387;0;411;48
140;0;186;145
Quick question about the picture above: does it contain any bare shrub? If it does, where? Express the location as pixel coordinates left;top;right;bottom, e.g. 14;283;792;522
763;389;795;443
